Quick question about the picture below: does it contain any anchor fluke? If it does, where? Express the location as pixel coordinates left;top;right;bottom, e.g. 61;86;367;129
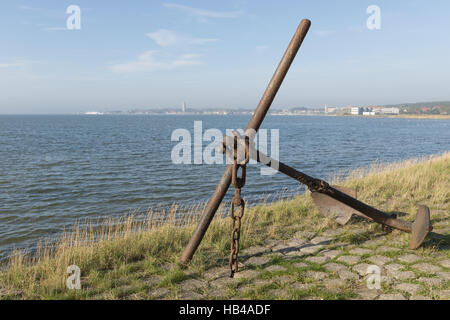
409;205;432;250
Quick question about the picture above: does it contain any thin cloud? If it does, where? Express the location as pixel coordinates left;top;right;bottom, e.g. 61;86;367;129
147;29;178;47
146;29;217;47
19;4;70;25
19;5;38;11
0;63;25;68
163;3;242;19
109;51;201;74
19;5;58;14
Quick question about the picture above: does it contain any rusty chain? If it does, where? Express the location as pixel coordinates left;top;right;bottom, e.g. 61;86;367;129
228;135;249;278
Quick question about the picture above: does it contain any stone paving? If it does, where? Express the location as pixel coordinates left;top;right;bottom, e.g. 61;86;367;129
146;225;449;300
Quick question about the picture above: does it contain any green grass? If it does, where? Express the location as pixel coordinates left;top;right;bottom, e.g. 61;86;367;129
0;152;449;300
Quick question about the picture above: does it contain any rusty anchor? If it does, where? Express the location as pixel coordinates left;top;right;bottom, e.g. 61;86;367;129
179;18;434;269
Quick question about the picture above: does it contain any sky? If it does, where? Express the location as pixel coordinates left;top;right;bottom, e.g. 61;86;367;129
1;0;449;114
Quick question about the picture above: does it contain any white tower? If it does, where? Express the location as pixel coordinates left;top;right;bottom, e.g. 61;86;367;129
182;101;186;113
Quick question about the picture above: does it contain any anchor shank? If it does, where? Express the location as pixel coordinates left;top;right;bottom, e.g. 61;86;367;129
179;19;312;265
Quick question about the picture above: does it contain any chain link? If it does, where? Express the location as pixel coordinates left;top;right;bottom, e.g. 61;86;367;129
229;135;249;278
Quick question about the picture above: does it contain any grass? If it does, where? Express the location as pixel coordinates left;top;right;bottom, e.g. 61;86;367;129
0;152;449;300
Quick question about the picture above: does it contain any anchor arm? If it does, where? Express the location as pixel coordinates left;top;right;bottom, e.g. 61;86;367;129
220;133;432;249
252;149;434;240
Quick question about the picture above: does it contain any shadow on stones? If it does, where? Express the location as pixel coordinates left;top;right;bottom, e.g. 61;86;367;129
422;232;450;251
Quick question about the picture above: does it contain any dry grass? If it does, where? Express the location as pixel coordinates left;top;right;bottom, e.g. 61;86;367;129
333;152;450;214
0;152;449;299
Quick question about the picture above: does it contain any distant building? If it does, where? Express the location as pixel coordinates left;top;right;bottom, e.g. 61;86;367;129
351;107;362;115
84;111;103;115
182;101;186;113
381;107;400;115
325;105;337;114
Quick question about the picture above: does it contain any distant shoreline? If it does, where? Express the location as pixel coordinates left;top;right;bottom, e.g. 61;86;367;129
1;113;449;119
271;114;450;119
78;113;450;119
326;114;450;120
